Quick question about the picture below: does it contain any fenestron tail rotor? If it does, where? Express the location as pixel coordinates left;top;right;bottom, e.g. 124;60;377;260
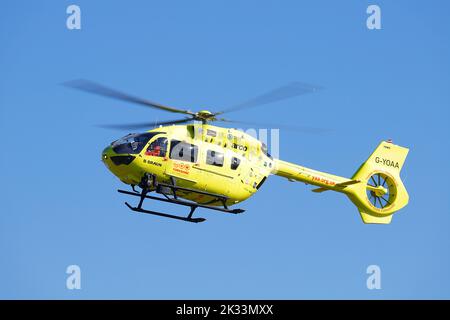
366;173;396;210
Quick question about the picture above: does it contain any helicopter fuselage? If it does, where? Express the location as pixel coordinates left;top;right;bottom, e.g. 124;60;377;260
102;124;274;206
65;79;410;224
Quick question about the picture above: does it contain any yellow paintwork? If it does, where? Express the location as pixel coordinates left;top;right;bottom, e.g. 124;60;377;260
273;141;409;224
102;124;273;207
102;124;409;224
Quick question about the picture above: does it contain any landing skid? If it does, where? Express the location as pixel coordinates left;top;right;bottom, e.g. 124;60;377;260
118;178;244;223
124;201;206;223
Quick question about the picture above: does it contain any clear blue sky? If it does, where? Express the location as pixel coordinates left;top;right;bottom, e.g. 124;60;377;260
1;0;449;299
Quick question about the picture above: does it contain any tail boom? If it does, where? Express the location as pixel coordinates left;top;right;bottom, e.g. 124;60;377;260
273;141;409;224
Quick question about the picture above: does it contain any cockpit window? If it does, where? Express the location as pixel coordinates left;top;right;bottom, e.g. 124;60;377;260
111;132;161;154
145;137;168;157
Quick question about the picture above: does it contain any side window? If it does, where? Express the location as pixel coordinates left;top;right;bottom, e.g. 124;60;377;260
231;157;241;170
206;150;224;167
145;137;167;157
170;140;198;163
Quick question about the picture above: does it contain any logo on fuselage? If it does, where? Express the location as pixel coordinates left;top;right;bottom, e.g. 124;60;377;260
144;159;162;167
375;157;400;169
232;143;248;152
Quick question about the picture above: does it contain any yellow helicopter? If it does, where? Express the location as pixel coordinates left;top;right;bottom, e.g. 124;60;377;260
65;80;409;224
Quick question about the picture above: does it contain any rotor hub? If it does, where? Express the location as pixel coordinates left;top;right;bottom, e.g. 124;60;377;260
195;110;216;122
368;185;388;197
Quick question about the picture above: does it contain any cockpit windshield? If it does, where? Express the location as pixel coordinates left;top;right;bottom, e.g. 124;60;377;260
111;132;161;154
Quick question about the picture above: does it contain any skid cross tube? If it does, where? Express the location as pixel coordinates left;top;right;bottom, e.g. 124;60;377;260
118;187;244;223
117;174;244;223
118;190;244;214
121;188;204;223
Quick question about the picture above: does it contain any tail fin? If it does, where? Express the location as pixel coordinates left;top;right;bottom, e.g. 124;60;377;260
345;140;409;224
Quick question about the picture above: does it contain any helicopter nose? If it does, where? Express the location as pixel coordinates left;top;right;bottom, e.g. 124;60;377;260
101;146;136;167
101;146;115;169
101;146;142;185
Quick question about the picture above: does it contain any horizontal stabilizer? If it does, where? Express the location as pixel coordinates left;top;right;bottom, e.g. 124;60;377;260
312;179;360;193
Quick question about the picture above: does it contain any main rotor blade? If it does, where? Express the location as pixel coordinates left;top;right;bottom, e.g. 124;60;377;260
63;79;195;116
215;82;322;115
217;119;331;134
96;118;193;130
